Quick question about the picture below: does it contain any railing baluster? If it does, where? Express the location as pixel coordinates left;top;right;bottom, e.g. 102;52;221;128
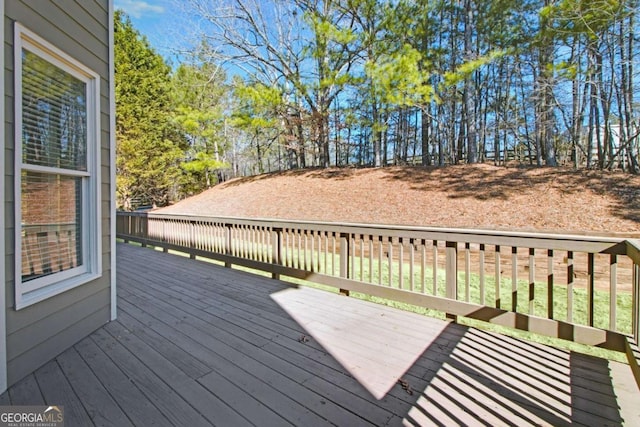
465;243;471;302
322;232;327;274
299;229;302;269
387;237;393;288
567;251;574;323
340;233;349;279
289;229;294;267
308;231;313;271
399;238;404;290
445;241;457;301
529;248;535;315
242;225;246;257
350;234;356;279
332;232;336;276
250;226;255;260
421;240;426;294
547;249;554;319
512;246;518;312
304;231;309;271
244;226;249;259
479;244;485;305
409;239;415;292
610;254;617;330
310;231;315;272
359;235;364;282
282;229;288;267
495;245;501;309
631;262;640;345
588;253;595;327
378;236;383;285
432;240;438;296
368;236;374;283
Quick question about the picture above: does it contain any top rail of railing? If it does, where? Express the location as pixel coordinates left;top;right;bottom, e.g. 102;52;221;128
117;211;627;253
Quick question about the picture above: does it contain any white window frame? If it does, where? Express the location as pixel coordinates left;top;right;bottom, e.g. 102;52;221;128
14;23;101;309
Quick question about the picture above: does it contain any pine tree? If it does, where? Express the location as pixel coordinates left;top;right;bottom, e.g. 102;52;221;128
114;10;184;209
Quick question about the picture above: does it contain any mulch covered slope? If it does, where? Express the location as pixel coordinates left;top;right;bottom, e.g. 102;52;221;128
157;164;640;236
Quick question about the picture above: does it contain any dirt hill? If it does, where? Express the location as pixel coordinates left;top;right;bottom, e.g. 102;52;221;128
157;164;640;236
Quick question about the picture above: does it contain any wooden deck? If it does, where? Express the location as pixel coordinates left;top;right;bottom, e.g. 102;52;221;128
2;243;639;426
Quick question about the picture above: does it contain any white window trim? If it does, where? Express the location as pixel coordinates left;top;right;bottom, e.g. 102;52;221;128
14;23;102;310
109;0;117;321
0;0;7;395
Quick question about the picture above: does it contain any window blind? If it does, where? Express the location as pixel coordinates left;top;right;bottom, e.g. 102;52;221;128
21;50;87;171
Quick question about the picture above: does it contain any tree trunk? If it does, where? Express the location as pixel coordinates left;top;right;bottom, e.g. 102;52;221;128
464;0;477;163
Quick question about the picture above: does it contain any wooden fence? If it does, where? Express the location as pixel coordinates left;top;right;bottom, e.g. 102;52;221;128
116;211;640;383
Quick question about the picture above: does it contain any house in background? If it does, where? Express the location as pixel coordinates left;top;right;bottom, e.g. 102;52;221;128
1;0;116;394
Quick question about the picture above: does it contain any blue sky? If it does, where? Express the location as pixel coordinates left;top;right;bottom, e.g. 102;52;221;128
114;0;185;58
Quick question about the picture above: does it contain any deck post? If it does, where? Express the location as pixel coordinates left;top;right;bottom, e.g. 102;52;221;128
162;220;168;252
272;228;282;279
224;224;232;268
189;220;196;259
339;232;350;296
634;263;640;345
140;214;148;247
445;241;457;320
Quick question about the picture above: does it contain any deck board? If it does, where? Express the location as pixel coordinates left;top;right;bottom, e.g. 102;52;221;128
7;374;45;405
34;360;94;425
101;319;252;427
1;242;638;426
73;336;172;427
55;346;134;427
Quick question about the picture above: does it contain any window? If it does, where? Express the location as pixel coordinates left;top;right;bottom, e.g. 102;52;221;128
15;24;101;308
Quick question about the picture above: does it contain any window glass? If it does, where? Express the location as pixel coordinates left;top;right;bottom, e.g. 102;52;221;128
21;50;87;171
20;171;83;282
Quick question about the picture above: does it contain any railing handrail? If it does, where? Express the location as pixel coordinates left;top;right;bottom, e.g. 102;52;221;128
117;211;627;252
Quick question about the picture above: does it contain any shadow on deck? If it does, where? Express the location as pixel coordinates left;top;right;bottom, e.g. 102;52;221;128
2;243;638;426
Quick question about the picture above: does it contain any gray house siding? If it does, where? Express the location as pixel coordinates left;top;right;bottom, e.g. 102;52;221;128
4;0;112;387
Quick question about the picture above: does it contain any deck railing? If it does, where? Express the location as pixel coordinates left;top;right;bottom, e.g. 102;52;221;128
116;211;640;380
22;223;78;280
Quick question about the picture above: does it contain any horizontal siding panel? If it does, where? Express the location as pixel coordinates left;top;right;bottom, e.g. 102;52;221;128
7;2;107;75
77;2;109;31
7;305;110;385
23;0;108;60
7;276;110;335
7;287;110;359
